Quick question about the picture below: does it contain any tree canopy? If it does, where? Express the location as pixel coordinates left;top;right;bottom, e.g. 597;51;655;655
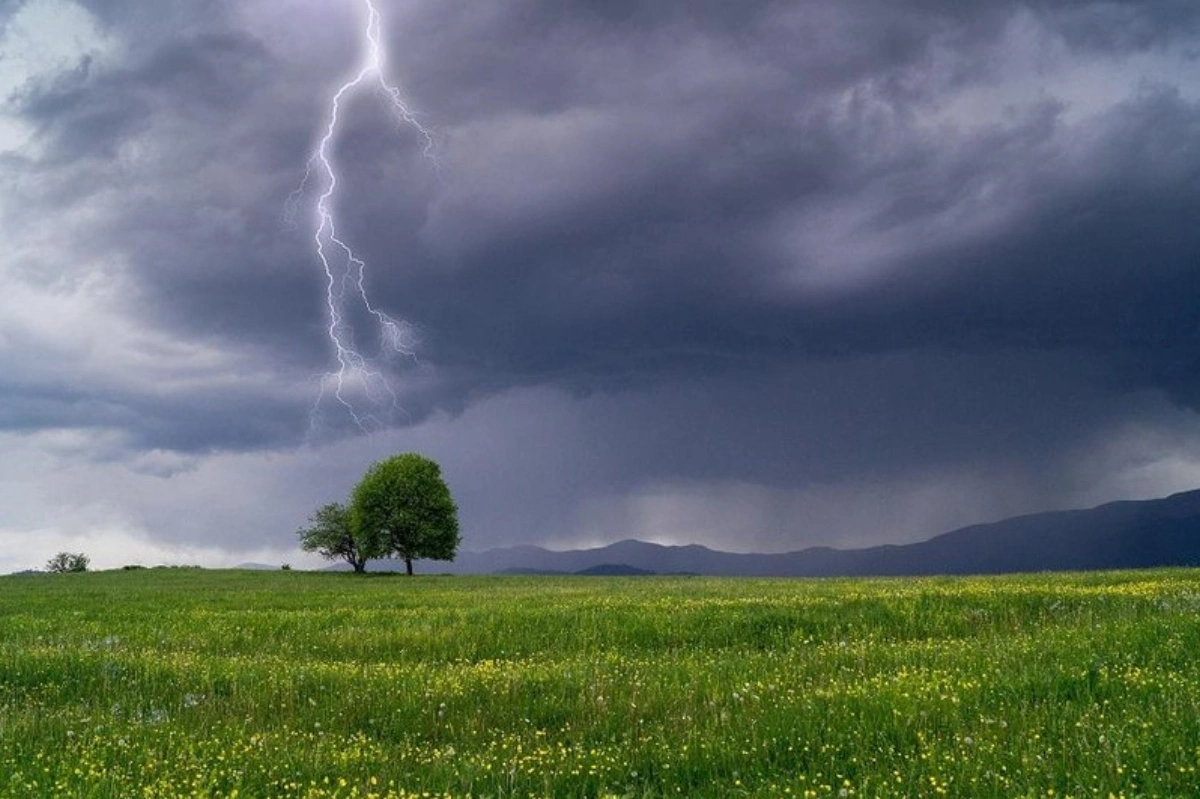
297;502;369;573
351;453;460;575
297;453;460;574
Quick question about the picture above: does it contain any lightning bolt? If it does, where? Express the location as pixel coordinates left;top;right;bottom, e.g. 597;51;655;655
287;0;436;434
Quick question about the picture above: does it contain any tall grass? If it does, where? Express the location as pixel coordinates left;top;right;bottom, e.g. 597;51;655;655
1;568;1198;797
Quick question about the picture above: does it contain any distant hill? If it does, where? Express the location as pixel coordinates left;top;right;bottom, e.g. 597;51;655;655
382;488;1200;577
494;567;569;576
575;563;657;576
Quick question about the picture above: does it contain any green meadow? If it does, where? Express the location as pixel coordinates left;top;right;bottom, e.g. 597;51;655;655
2;569;1199;798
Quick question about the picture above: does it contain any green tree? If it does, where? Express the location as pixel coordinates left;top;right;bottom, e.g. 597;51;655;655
351;453;460;575
46;552;89;573
296;502;372;574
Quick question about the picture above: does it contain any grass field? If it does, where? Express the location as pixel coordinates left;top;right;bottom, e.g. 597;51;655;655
2;569;1199;798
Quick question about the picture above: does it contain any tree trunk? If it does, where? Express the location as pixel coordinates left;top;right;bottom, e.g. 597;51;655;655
405;557;414;576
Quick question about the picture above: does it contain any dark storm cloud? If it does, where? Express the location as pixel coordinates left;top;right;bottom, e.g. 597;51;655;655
364;6;1200;411
0;380;305;452
1049;0;1200;52
6;0;1200;465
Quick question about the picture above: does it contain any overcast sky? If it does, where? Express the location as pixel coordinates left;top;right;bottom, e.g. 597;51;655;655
3;0;1200;571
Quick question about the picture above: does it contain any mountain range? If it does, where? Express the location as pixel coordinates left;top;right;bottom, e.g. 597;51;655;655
376;488;1200;576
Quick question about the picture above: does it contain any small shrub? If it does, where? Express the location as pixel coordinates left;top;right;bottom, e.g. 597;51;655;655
46;552;89;574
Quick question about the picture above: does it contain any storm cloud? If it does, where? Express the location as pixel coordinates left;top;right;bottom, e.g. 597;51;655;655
2;0;1200;569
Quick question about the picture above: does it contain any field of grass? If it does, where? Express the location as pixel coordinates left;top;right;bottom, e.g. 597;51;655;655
2;569;1200;798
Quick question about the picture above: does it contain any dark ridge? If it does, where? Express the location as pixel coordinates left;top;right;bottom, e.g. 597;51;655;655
425;488;1200;577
